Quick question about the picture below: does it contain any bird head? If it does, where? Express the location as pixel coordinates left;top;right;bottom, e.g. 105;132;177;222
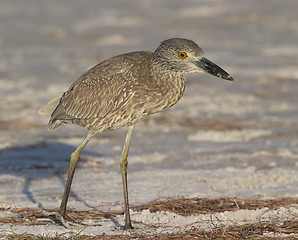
153;38;233;81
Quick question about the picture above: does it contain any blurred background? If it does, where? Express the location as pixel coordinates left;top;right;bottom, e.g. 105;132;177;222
0;0;297;210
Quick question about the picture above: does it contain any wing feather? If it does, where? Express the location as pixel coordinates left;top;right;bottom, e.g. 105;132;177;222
49;52;150;130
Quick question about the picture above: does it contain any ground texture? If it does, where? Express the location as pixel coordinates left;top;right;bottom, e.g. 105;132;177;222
0;0;297;238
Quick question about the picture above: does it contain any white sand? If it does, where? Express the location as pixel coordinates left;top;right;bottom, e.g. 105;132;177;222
0;0;297;237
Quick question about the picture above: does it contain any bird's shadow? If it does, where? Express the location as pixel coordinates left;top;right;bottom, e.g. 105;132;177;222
0;139;130;229
0;140;103;211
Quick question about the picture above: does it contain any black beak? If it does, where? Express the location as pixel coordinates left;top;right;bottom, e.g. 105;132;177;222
195;57;234;81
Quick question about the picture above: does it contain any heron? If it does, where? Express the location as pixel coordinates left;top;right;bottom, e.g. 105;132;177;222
39;38;233;229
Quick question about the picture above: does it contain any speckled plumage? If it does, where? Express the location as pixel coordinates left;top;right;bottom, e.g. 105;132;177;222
48;39;195;133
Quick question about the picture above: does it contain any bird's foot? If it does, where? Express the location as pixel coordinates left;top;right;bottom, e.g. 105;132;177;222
41;209;83;228
122;219;134;230
123;223;134;230
41;209;102;228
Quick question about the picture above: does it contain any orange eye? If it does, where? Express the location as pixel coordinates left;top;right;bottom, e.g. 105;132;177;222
178;52;187;59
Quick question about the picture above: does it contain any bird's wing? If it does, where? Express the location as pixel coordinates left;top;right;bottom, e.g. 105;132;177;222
51;55;138;123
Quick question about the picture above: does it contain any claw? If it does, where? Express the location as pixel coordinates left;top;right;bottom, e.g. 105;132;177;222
41;209;82;228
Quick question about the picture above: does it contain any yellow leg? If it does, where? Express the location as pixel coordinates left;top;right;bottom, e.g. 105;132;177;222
120;125;134;229
58;132;93;219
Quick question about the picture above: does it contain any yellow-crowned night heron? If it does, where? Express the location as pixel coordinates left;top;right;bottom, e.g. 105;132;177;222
39;38;233;229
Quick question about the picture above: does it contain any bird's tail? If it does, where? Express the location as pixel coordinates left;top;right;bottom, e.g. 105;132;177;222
38;96;63;131
38;96;61;116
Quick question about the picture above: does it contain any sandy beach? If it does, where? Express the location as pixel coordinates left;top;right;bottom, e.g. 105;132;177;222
0;0;297;238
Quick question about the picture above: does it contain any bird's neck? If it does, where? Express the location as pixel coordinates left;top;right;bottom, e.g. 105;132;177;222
150;60;186;108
